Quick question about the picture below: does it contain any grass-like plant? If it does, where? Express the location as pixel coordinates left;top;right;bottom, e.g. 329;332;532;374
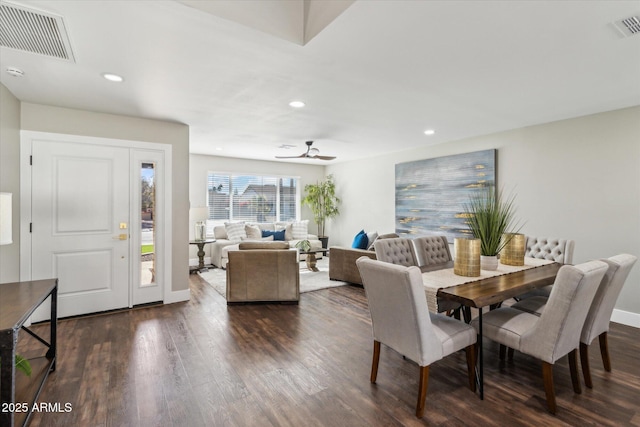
0;354;32;377
464;185;523;256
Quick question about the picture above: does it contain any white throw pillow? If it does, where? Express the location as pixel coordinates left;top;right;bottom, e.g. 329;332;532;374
214;225;228;240
366;231;378;250
291;220;309;240
225;222;247;242
283;223;293;241
245;224;262;240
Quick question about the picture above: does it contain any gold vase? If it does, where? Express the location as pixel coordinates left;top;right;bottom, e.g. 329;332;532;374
500;233;525;266
454;238;481;277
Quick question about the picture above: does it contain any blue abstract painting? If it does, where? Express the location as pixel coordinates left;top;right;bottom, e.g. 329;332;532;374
395;149;496;241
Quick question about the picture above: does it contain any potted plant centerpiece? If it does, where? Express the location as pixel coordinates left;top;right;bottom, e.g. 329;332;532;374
463;185;523;270
302;174;340;249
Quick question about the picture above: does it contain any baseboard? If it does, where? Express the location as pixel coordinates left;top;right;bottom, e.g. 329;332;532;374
611;308;640;328
164;289;190;304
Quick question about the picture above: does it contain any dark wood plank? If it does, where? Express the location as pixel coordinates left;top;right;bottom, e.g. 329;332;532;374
437;263;562;308
14;273;640;426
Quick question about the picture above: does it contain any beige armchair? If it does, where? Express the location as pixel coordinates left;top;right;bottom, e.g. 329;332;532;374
226;241;300;304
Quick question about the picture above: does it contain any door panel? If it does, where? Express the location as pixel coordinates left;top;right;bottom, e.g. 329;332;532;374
31;140;130;318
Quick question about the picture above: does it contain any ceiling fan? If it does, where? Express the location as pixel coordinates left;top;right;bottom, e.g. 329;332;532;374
276;140;336;161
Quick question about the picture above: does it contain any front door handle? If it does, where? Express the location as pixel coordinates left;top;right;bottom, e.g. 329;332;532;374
113;234;128;240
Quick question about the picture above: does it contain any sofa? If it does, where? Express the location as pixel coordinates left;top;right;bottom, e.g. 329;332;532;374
208;220;323;268
226;241;300;304
328;233;399;285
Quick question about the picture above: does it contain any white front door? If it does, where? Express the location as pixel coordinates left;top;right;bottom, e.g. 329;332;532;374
31;140;131;317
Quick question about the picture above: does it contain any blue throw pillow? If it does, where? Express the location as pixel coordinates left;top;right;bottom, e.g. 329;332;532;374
262;230;285;241
351;229;368;249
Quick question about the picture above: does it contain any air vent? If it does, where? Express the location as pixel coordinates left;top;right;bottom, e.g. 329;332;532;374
0;2;75;61
613;16;640;38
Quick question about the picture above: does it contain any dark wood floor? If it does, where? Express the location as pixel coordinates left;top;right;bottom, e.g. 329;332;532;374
18;274;640;427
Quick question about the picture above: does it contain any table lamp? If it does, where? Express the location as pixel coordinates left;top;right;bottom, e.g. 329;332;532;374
190;206;208;241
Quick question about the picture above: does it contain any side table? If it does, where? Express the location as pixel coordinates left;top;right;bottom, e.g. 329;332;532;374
299;250;323;272
189;239;215;273
0;279;58;427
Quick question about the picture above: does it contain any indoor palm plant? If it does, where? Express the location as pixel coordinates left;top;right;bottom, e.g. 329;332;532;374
463;185;523;270
302;174;340;248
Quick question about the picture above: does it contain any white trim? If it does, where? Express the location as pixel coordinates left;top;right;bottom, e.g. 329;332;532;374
20;130;178;309
611;308;640;328
163;289;190;304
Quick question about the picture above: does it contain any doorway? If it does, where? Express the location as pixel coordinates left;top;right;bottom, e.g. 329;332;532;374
21;132;170;319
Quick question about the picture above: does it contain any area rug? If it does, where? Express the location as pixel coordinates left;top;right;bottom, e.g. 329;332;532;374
198;257;347;298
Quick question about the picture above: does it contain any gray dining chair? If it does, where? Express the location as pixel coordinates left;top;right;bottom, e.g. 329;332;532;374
471;260;608;414
412;235;460;315
515;236;576;300
412;235;454;272
512;253;637;388
356;257;477;418
373;237;419;267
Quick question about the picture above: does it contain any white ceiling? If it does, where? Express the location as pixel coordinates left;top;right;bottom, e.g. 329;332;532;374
1;0;639;164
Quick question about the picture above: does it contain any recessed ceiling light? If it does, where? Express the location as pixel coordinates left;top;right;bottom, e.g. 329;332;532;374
102;73;124;82
424;129;436;136
289;101;305;108
215;147;223;151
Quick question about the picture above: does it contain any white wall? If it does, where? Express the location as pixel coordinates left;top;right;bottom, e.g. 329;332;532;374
327;106;640;321
0;84;21;283
189;154;325;258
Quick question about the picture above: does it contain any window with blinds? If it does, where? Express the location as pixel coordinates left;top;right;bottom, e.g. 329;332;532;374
207;173;299;223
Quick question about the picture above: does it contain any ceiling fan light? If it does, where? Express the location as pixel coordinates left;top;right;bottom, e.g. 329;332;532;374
308;148;320;157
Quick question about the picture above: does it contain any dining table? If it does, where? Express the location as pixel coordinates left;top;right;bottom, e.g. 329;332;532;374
422;258;562;399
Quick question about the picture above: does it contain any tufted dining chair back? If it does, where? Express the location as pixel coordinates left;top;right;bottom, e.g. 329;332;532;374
525;236;575;264
412;236;453;272
373;237;418;267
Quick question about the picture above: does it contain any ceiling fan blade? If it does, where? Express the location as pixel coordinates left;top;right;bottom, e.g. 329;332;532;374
314;155;336;160
275;153;307;159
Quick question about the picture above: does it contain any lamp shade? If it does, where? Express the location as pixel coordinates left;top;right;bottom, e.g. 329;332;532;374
0;192;12;245
189;207;208;222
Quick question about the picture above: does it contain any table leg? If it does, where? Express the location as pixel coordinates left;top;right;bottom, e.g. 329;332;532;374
306;253;318;272
197;243;208;272
47;284;57;371
478;307;483;400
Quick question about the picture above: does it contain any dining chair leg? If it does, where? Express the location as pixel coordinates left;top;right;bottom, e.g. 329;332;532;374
499;344;506;360
416;365;429;418
507;347;515;360
599;332;611;372
465;345;477;392
568;349;582;394
371;340;381;383
580;342;593;388
542;362;557;414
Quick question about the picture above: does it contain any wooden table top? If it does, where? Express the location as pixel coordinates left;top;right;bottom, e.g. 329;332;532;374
436;262;562;308
0;279;57;332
